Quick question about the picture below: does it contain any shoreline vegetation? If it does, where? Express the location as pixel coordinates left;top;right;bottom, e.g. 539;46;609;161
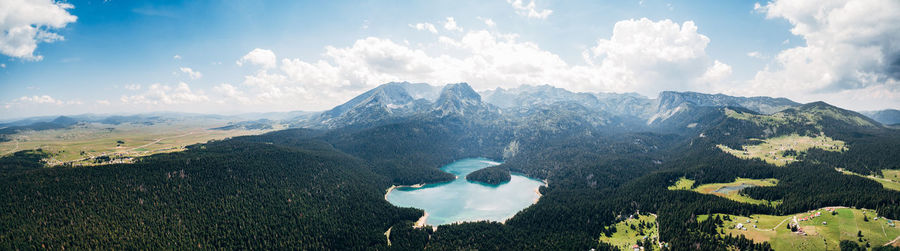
465;165;512;185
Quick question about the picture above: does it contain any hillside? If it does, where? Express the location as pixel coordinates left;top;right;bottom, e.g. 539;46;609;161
2;83;899;250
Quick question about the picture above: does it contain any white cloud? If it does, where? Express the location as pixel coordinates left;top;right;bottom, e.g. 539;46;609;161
0;0;77;61
746;51;766;59
584;18;728;95
0;63;5;68
124;84;141;90
173;54;181;60
748;0;900;110
213;83;251;104
120;82;209;105
18;95;62;105
507;0;553;19
179;67;203;80
217;18;728;111
409;22;438;34
236;48;277;69
484;18;496;27
699;60;733;87
443;17;463;32
96;100;111;105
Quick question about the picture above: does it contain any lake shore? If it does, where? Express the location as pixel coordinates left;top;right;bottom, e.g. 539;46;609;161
384;158;547;229
413;212;429;229
384;183;425;200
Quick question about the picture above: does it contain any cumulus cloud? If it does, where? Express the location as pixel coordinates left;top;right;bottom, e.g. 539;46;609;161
6;95;82;109
0;0;77;61
219;18;728;111
409;22;438;34
17;95;62;105
213;83;251;104
120;82;209;105
179;67;203;80
173;54;181;60
584;18;729;95
747;0;900;110
483;18;496;27
236;48;277;69
507;0;553;19
699;60;733;87
443;17;463;32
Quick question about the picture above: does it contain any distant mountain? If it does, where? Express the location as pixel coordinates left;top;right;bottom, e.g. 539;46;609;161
785;101;881;129
477;85;800;133
0;116;84;141
655;91;799;115
293;82;499;129
481;85;602;109
861;109;900;126
295;82;438;129
211;119;275;130
644;91;801;131
431;83;499;119
480;85;652;118
0;112;301;141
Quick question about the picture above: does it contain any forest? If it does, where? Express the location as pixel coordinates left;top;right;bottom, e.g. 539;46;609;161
2;106;900;250
465;165;510;185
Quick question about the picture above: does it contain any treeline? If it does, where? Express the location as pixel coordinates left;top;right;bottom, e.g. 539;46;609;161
0;139;421;249
465;166;510;185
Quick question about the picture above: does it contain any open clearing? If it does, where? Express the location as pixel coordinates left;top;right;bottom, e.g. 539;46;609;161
667;177;695;190
837;168;900;192
669;177;780;206
705;207;900;250
717;133;847;166
598;214;658;251
0;121;275;166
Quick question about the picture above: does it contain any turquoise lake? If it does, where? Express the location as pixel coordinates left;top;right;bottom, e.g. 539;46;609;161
385;158;545;226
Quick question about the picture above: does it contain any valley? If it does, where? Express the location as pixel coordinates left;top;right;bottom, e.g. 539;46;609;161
706;207;900;250
0;119;277;166
716;133;847;166
838;168;900;192
669;177;780;206
2;82;899;250
597;213;659;250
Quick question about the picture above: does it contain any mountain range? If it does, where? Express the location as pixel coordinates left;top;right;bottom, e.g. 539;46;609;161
3;82;897;136
283;81;895;134
3;81;900;250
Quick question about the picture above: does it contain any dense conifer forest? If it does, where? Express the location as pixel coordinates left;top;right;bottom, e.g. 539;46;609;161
465;165;510;185
2;102;900;250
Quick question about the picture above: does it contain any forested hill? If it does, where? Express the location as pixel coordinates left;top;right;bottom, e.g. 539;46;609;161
0;137;422;249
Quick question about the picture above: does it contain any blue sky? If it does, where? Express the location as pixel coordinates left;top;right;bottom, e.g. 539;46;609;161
1;0;898;119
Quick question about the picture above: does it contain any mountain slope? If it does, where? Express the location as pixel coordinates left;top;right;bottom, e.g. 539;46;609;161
431;83;499;119
297;82;437;129
861;109;900;126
